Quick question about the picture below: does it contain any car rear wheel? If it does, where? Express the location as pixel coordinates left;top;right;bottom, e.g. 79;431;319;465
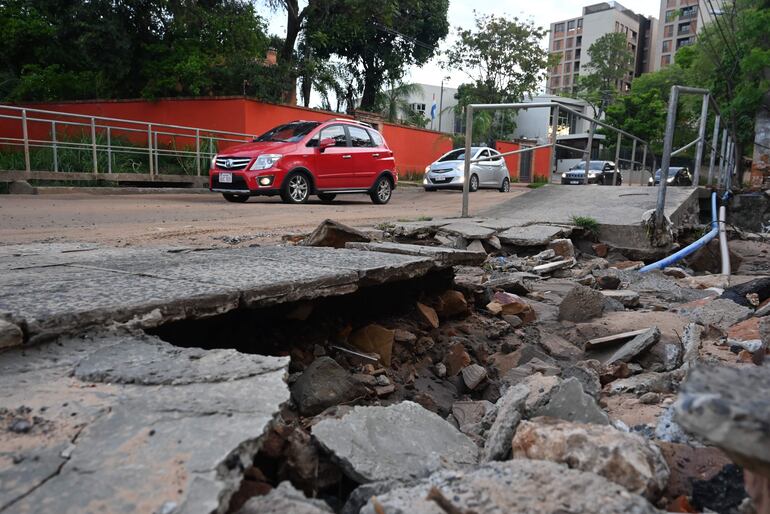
222;193;249;203
469;174;479;192
318;193;336;203
370;176;392;204
499;177;510;192
281;173;310;204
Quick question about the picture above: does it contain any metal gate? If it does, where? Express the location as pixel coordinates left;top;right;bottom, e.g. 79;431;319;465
519;146;533;183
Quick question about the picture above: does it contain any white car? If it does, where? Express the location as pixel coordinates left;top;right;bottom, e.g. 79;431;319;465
423;147;511;192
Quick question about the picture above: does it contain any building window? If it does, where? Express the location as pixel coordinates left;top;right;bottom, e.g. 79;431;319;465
575;48;581;59
667;0;676;6
576;36;582;47
676;37;693;49
665;9;677;21
564;62;571;73
564;50;573;60
554;22;565;32
577;18;583;28
410;103;426;114
661;55;671;66
564;75;571;85
551;76;561;87
664;24;674;37
662;39;671;53
566;37;573;48
681;5;697;18
678;22;691;35
567;20;576;30
554;39;563;50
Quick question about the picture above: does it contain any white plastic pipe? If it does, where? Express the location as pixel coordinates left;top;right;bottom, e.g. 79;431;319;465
719;204;730;277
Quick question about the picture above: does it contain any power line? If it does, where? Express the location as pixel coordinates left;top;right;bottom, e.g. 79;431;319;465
703;0;739;60
371;21;435;51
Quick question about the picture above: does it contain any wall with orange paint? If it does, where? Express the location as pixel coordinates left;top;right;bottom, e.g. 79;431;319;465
533;146;552;179
2;97;454;177
495;141;521;180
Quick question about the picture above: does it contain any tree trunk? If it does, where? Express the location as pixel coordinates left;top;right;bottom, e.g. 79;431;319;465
280;1;303;105
300;43;312;107
360;65;379;111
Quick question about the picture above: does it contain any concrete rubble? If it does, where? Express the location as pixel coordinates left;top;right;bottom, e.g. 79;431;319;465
3;209;770;514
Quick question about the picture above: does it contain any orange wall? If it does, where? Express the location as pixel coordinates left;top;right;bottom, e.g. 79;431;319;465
495;141;521;180
381;123;453;175
2;97;453;177
533;147;552;179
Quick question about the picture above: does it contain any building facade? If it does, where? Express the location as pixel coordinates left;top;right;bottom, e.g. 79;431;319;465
654;0;714;69
401;83;460;134
546;2;656;95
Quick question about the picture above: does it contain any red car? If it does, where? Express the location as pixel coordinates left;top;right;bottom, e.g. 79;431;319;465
209;119;397;204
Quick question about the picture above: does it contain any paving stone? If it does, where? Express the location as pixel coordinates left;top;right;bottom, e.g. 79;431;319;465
311;401;478;483
675;364;770;476
498;225;569;246
513;418;670;500
0;330;290;514
359;460;660;514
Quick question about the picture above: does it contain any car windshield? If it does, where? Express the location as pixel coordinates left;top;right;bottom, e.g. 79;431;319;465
438;149;469;162
654;168;680;178
571;161;604;171
254;122;320;143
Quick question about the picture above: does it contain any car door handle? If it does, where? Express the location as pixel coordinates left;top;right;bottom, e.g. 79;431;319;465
372;153;380;157
342;155;352;159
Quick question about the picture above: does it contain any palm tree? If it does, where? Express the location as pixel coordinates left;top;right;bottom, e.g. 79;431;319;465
376;80;423;123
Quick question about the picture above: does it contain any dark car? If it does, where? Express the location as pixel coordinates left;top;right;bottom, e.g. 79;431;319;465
648;166;692;186
561;160;622;185
209;119;397;204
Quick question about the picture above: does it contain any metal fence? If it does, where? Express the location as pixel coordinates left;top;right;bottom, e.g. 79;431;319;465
0;104;256;184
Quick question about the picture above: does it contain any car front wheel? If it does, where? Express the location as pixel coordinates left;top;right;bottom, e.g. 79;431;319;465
281;173;310;204
499;177;510;192
469;174;479;192
370;176;392;204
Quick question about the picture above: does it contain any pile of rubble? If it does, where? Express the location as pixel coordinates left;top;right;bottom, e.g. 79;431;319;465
230;218;770;514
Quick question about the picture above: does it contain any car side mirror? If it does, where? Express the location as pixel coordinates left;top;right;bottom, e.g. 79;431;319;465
319;138;335;152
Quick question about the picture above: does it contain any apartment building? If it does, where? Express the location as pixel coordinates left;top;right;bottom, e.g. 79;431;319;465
546;2;656;95
655;0;714;69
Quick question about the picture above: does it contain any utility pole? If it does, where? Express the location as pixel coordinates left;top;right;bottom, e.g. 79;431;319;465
438;79;445;133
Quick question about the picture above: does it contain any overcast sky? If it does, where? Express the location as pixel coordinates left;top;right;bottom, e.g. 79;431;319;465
256;0;660;103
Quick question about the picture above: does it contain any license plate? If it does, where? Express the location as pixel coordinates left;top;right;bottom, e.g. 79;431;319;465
570;180;580;184
219;173;232;183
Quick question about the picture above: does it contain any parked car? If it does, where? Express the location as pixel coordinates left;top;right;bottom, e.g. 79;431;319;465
561;160;622;185
648;166;692;186
209;119;397;204
423;147;511;192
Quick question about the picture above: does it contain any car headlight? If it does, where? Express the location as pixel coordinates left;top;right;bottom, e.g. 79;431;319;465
423;177;428;184
666;175;675;183
250;154;282;170
424;165;431;173
588;172;598;177
211;154;217;168
561;173;566;178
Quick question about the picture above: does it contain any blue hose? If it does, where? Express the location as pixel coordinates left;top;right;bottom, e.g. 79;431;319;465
639;191;718;273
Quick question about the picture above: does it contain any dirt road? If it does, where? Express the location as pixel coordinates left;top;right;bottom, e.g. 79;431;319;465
0;186;526;247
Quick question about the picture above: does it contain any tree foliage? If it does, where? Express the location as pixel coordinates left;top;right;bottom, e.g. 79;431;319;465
0;0;283;102
305;0;449;111
576;32;634;116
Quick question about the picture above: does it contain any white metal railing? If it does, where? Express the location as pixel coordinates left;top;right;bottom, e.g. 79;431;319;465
0;104;257;179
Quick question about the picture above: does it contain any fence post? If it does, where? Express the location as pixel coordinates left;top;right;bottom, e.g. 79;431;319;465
640;144;648;186
630;139;637;185
549;105;559;179
583;121;595;185
148;124;154;176
613;133;621;185
707;114;720;186
655;86;680;228
52;121;59;173
91;117;98;174
692;94;709;186
195;129;201;176
107;127;112;174
21;109;31;173
461;106;474;218
718;128;727;188
154;132;159;178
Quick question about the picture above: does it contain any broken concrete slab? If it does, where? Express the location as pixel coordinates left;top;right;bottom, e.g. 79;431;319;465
235;482;333;514
0;244;441;343
359;459;661;514
0;330;290;514
533;258;575;275
497;225;569;246
533;377;610;425
594;269;711;303
481;383;528;462
676;298;753;331
675;364;770;477
345;241;485;267
302;219;370;249
586;328;651;350
600;289;641;307
390;219;452;237
558;284;606;322
438;222;497;240
311;401;478;483
596;327;661;366
512;418;670;500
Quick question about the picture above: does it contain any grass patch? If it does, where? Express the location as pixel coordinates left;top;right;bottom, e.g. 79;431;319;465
526;175;549;188
570;215;600;235
400;169;424;182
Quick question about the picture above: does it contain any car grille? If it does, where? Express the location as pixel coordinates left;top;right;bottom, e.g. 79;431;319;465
430;177;453;184
565;173;586;180
215;156;251;171
213;173;248;191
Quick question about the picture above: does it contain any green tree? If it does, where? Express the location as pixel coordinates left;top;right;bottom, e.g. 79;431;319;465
376;81;423;123
576;32;634;116
305;0;449;111
603;89;668;155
